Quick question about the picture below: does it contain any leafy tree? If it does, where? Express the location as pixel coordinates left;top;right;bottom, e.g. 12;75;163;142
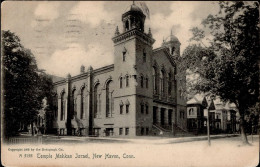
179;2;259;144
2;30;54;138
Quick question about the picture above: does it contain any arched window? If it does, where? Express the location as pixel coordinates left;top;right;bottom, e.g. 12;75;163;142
143;49;146;62
106;80;113;117
60;92;65;121
80;87;85;119
126;75;129;87
53;94;58;119
140;76;144;88
125;20;129;31
160;70;165;96
145;103;149;114
120;77;123;88
145;78;148;88
152;67;158;94
94;84;99;118
72;89;77;119
168;72;172;95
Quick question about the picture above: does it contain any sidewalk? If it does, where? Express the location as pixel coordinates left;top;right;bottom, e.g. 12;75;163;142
48;133;240;144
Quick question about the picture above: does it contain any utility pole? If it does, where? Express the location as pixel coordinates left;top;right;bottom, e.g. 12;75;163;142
207;108;211;146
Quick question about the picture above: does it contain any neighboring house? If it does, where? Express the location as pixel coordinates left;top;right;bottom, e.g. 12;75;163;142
50;3;187;137
204;97;238;133
186;94;208;134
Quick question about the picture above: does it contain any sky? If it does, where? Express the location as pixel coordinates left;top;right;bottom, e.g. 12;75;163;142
2;1;220;77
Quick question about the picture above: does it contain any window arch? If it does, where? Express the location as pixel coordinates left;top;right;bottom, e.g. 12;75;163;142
106;80;113;117
80;87;85;119
94;84;100;118
72;89;77;119
60;92;65;121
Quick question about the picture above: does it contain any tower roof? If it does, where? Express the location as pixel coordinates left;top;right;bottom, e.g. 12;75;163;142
125;3;143;13
164;30;180;43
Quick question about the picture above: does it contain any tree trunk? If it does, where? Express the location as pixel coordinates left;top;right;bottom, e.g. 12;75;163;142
239;117;249;144
31;122;34;136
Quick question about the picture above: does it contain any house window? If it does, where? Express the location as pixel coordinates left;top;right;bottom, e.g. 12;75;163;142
146;104;149;114
119;128;123;135
141;104;144;114
126;75;129;87
123;51;126;62
80;87;85;119
120;105;123;114
141;76;144;88
146;78;148;88
126;104;129;114
146;127;149;135
141;127;144;135
125;128;129;135
120;77;123;88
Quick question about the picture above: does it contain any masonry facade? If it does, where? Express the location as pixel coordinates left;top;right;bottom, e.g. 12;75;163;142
52;4;187;137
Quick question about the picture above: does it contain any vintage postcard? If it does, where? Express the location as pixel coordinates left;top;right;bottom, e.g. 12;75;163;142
1;1;259;167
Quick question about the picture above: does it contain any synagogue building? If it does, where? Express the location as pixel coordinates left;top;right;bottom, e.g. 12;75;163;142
51;3;187;137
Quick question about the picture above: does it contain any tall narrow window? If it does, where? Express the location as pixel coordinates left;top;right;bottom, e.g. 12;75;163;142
145;78;148;88
153;67;158;94
125;128;129;135
120;77;123;88
168;72;172;95
106;80;113;117
119;128;123;135
72;90;77;119
160;70;165;96
126;104;129;114
140;76;144;88
123;51;126;62
94;84;99;118
146;104;149;114
80;87;85;119
120;105;123;114
143;51;146;62
141;104;144;114
126;75;129;87
54;94;58;118
60;92;65;121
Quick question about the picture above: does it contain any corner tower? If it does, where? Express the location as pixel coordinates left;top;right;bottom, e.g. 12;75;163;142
112;3;155;136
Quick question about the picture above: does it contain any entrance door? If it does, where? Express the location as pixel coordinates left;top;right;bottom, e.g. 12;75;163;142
161;108;165;125
153;106;157;124
168;109;172;125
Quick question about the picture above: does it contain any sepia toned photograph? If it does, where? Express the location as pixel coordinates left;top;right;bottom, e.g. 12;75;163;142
1;1;259;167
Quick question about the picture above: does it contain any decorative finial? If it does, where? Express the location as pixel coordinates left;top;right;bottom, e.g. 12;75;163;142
80;65;85;74
115;26;120;36
148;28;152;37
